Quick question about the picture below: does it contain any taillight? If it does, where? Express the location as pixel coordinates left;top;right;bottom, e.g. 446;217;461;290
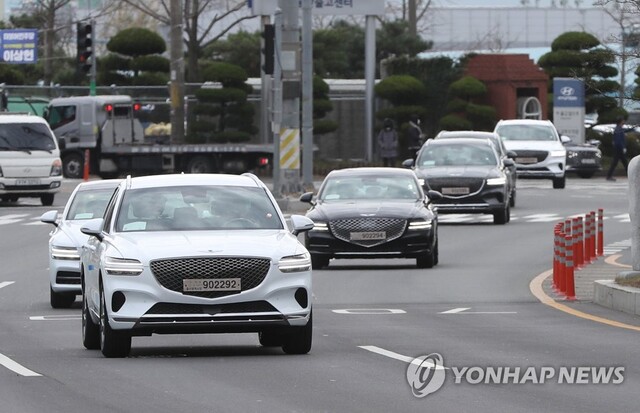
258;157;269;167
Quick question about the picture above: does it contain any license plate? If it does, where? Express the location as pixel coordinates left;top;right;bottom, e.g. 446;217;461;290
15;179;41;186
516;157;538;164
183;278;241;292
350;231;386;241
580;158;596;164
442;187;470;195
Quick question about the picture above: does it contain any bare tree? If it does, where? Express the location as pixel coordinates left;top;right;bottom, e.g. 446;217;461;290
113;0;256;82
34;0;72;84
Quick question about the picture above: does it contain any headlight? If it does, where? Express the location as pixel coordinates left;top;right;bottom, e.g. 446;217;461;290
278;252;311;273
312;221;329;231
408;219;432;230
595;151;602;158
51;245;80;260
550;150;566;157
104;256;144;276
50;159;62;176
486;177;506;186
567;151;578;159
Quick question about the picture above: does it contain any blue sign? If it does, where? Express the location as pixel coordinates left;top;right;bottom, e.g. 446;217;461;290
553;78;584;108
0;29;38;64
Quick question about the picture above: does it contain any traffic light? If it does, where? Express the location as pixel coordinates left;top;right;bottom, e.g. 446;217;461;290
76;22;93;73
261;24;275;75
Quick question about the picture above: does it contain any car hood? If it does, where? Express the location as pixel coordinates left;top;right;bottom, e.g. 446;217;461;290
308;200;428;221
564;143;600;152
503;140;564;152
110;230;304;262
52;220;91;248
415;165;498;180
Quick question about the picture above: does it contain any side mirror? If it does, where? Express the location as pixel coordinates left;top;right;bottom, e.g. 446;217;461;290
402;158;415;168
289;215;314;236
299;192;315;204
57;137;66;150
40;210;59;227
426;190;443;202
503;158;515;167
561;135;572;144
80;218;105;241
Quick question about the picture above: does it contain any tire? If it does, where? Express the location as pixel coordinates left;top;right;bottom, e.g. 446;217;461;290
577;171;595;179
416;245;436;269
99;286;131;358
50;286;75;309
311;255;329;269
41;194;54;206
433;238;439;266
493;204;510;225
282;311;312;355
186;156;212;174
82;291;100;350
509;189;516;208
258;331;284;347
63;153;84;179
552;176;566;189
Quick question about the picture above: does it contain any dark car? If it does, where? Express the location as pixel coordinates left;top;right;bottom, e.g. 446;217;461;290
434;130;518;207
403;138;514;225
563;136;602;178
299;167;441;269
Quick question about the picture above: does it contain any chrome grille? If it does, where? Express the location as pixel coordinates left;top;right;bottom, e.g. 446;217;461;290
426;177;484;195
513;150;548;164
150;257;271;298
329;218;406;247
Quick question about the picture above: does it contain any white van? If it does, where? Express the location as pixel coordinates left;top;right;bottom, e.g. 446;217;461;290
0;113;63;206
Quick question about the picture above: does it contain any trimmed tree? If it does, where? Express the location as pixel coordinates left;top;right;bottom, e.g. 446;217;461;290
313;75;338;137
440;75;496;131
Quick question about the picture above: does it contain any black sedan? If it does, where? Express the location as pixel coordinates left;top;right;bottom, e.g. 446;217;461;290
299;167;441;269
403;137;513;225
564;137;602;178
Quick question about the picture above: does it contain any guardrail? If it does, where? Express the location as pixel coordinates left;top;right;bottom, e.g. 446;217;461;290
553;209;604;300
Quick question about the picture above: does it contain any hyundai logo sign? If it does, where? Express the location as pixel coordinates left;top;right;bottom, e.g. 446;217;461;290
560;86;575;96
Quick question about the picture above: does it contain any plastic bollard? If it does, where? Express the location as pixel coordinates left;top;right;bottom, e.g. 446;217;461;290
83;149;90;182
576;216;584;267
558;228;566;294
564;233;576;301
589;211;597;260
584;213;592;263
597;208;604;256
553;227;560;291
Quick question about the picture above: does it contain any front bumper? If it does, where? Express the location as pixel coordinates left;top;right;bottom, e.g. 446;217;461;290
100;264;311;335
50;259;81;294
431;185;507;215
0;178;62;196
514;155;565;179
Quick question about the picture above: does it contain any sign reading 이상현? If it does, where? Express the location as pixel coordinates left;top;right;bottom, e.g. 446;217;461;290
0;29;38;64
249;0;385;15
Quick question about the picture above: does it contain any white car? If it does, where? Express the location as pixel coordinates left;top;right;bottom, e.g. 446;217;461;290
40;179;121;308
79;173;314;358
494;119;569;189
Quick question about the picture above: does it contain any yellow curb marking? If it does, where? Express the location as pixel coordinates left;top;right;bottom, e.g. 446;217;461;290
529;257;640;333
605;254;633;269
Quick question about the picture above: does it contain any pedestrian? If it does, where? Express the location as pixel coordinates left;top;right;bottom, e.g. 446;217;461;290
407;115;424;159
606;117;630;182
377;118;398;167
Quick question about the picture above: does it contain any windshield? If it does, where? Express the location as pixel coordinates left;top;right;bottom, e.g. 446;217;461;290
0;123;56;151
495;124;558;141
115;185;284;232
320;175;421;201
417;144;498;167
66;188;118;220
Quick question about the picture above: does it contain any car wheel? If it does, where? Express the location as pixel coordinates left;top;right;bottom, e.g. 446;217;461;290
99;285;131;358
282;311;312;355
50;286;75;308
82;291;100;350
41;194;55;206
186;156;212;174
433;238;439;266
416;246;435;269
577;171;595;179
509;189;516;208
63;153;83;179
493;204;510;225
311;255;329;269
552;176;566;189
258;331;284;347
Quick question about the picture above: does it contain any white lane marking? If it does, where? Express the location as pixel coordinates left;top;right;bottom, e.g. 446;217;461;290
439;307;516;314
0;353;42;377
29;315;81;321
0;281;15;289
332;309;406;315
359;346;448;370
521;213;561;222
439;307;470;314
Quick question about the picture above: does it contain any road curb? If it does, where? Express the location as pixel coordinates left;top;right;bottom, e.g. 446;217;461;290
594;272;640;317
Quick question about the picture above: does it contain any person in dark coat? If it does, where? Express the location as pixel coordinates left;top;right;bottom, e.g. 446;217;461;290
407;115;424;159
606;117;630;181
377;118;398;167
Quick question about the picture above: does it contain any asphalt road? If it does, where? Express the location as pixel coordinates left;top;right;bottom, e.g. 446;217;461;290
0;176;637;412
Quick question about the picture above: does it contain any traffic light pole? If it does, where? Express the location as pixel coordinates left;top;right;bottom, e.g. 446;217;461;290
90;19;96;96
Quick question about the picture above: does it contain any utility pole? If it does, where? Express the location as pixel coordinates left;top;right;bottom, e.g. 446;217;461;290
301;0;314;190
170;0;185;143
408;0;417;37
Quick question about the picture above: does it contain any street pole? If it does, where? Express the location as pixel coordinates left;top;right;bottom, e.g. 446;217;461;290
301;0;314;190
260;15;271;145
272;9;283;198
365;16;376;162
90;19;96;96
170;0;185;143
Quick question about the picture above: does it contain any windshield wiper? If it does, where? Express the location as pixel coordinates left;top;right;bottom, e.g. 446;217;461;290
20;145;52;154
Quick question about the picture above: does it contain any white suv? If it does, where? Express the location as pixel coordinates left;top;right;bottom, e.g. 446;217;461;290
494;119;568;189
80;173;314;357
0;113;63;205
